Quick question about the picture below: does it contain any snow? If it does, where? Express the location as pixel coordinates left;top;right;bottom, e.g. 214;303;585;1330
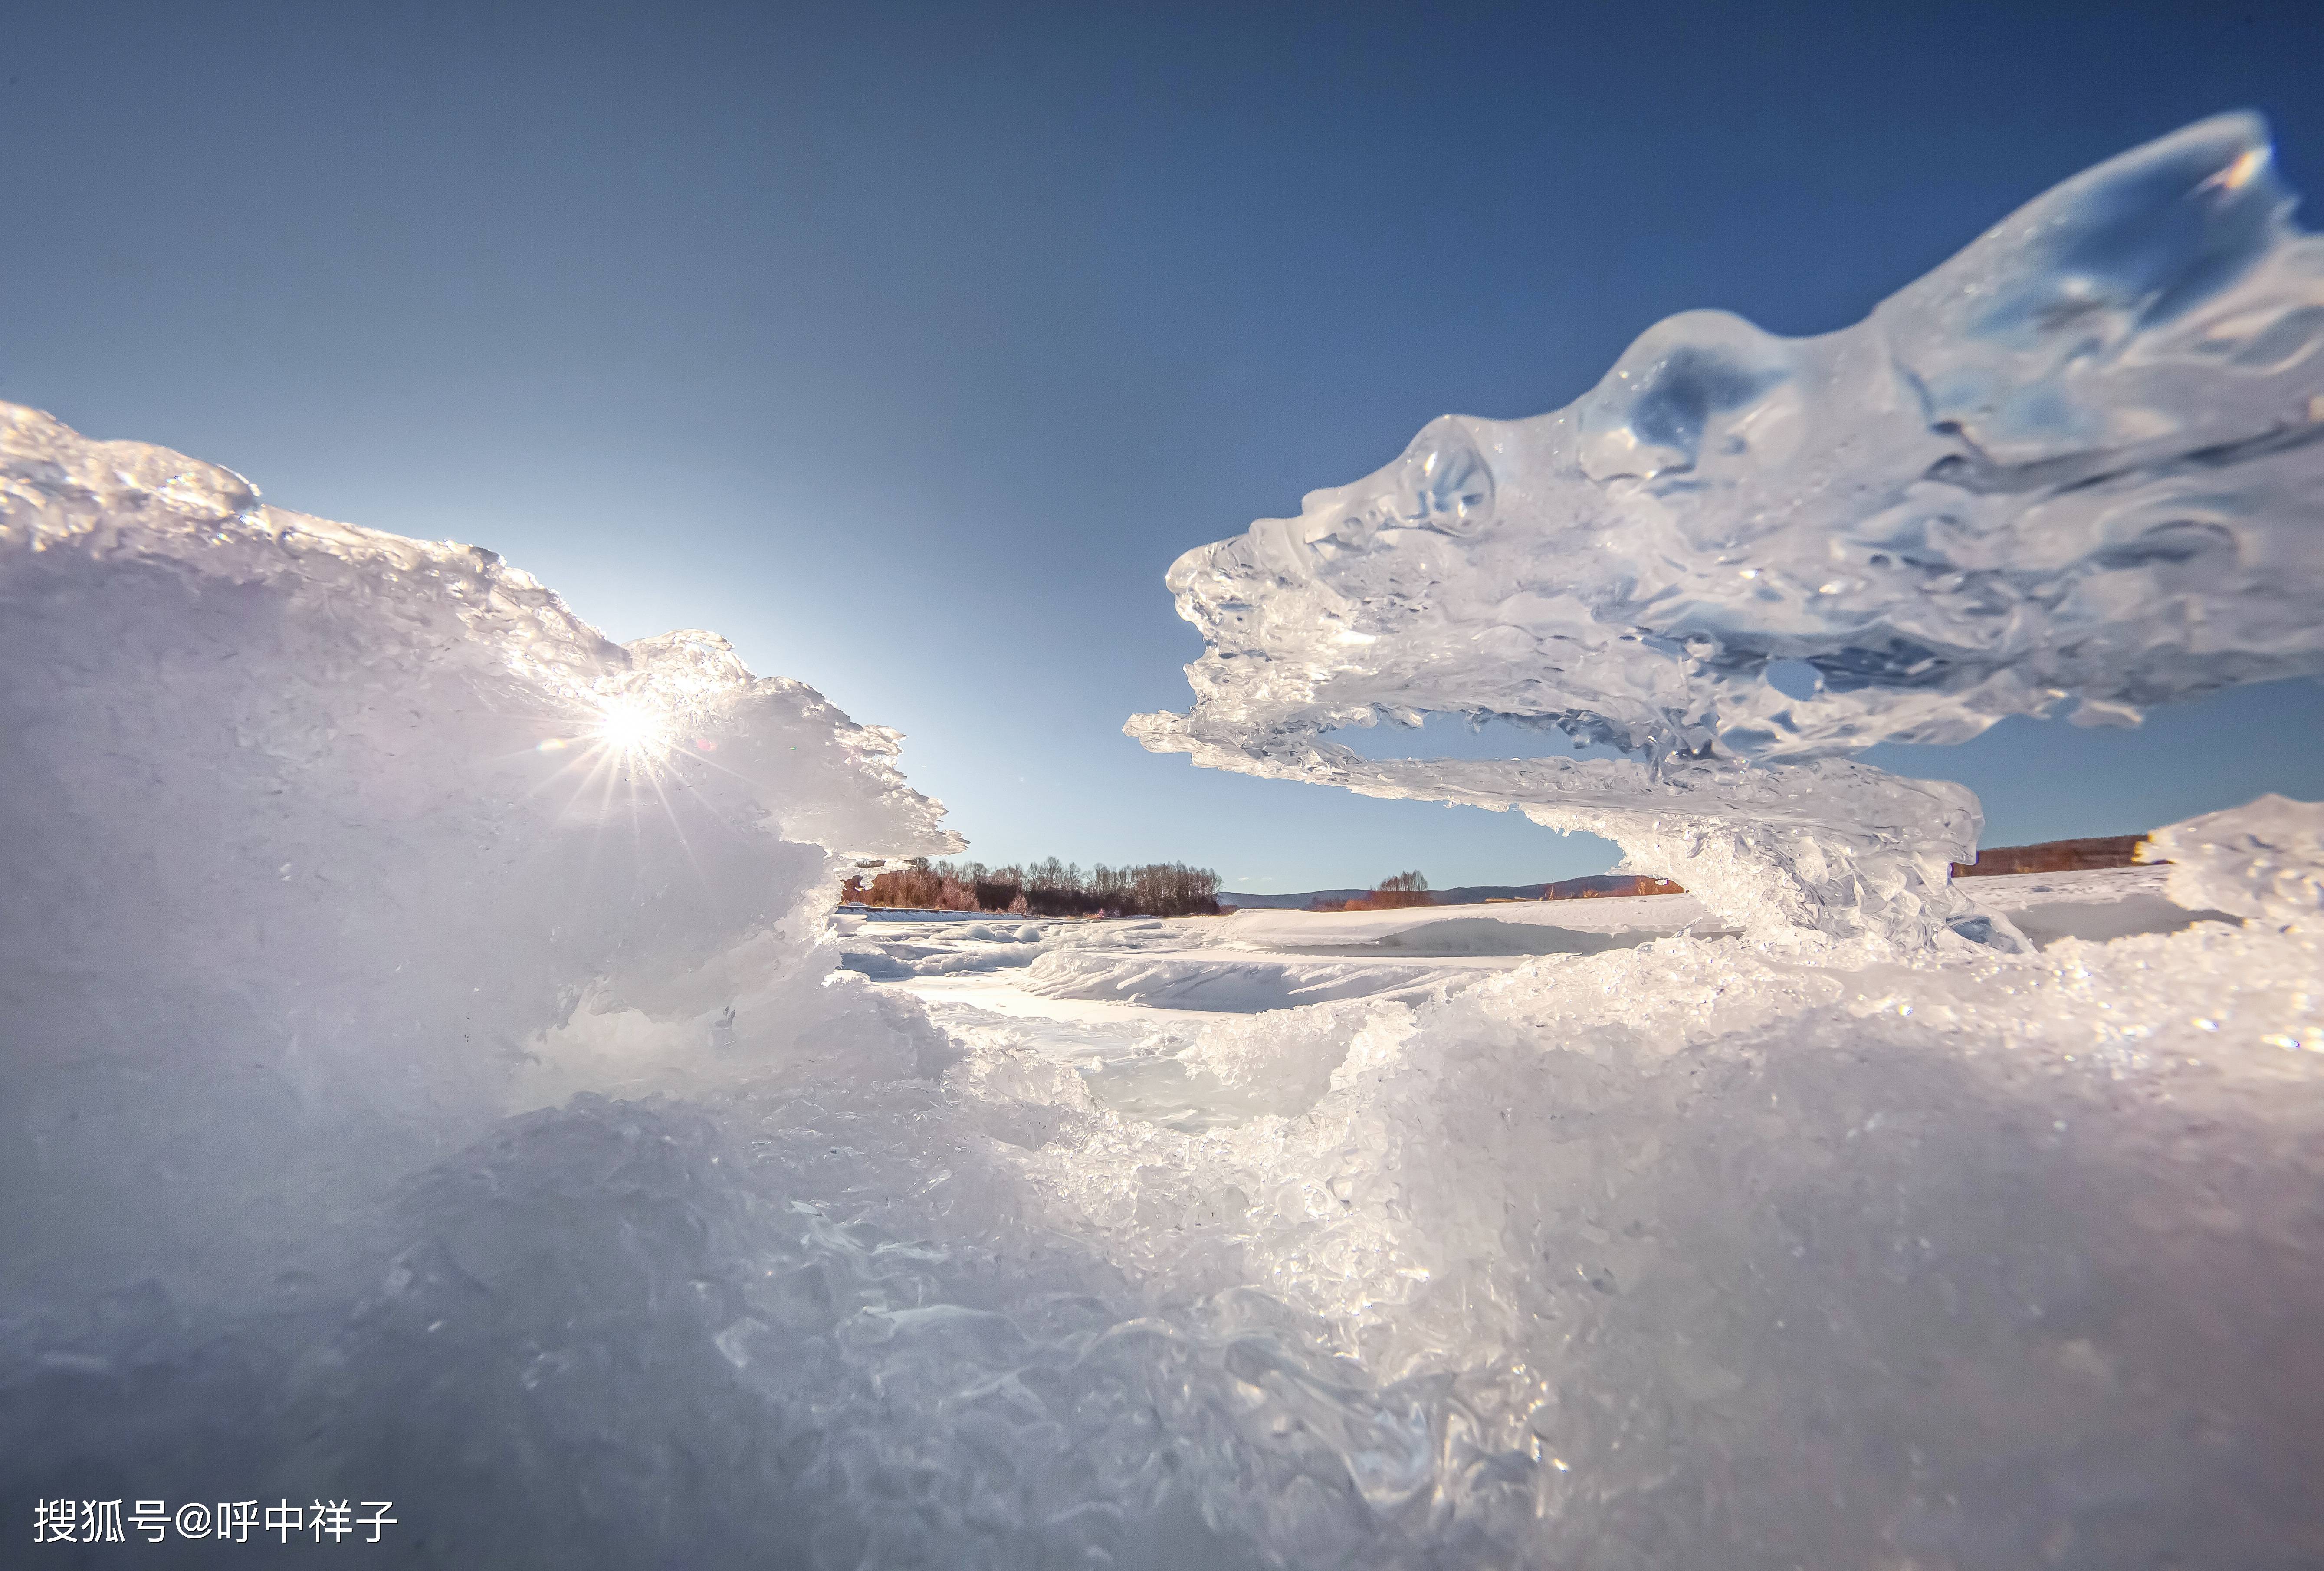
1129;112;2324;949
840;864;2321;1568
2144;792;2324;929
1213;891;1720;946
847;864;2246;1025
7;113;2324;1571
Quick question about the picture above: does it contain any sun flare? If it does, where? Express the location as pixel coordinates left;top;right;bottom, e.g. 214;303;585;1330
590;697;672;760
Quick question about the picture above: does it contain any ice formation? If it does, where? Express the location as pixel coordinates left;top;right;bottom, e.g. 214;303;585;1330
7;116;2324;1571
0;398;960;1304
1130;112;2324;947
2143;791;2324;929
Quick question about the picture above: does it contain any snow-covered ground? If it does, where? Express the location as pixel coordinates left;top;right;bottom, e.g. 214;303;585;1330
846;862;2229;1022
841;864;2256;1135
807;853;2324;1570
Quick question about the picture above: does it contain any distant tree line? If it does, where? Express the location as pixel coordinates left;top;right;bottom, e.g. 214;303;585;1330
840;858;1222;918
1314;870;1434;912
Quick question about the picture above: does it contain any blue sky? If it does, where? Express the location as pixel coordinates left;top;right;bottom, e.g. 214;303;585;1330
6;0;2321;892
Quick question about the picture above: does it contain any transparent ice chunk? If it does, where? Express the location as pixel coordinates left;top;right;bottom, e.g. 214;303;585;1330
1131;114;2324;946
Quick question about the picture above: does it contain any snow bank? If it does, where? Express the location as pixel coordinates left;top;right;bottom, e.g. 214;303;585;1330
837;916;1057;979
1213;891;1717;947
1131;113;2324;947
2144;792;2324;929
1021;947;1483;1012
1093;917;2324;1566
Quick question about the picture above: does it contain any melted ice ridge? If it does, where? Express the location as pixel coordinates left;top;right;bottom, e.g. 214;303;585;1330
1130;114;2324;946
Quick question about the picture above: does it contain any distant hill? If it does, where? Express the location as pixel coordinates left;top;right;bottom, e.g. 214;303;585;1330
1219;884;1538;910
1220;875;1681;910
1221;837;2154;914
1216;888;1377;910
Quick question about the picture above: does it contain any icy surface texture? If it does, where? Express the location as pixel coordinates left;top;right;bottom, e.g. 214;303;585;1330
0;400;958;1304
2145;792;2324;928
3;404;2321;1567
1131;113;2324;945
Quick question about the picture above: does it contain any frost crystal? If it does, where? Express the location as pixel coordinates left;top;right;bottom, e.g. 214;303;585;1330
1130;114;2324;946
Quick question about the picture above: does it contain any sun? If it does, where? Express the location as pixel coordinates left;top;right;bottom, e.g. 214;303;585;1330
590;697;673;760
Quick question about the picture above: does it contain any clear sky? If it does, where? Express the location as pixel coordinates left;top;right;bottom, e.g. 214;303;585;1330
6;0;2321;893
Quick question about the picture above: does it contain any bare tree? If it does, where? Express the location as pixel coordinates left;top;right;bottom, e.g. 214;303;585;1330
1348;870;1432;910
849;855;1221;917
